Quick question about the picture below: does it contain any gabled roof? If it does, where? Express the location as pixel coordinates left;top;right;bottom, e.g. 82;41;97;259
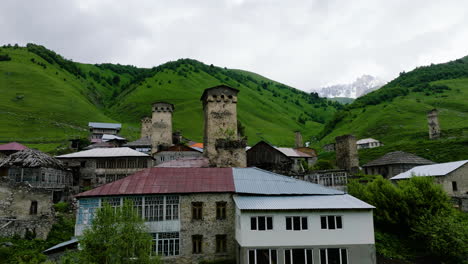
275;147;312;158
157;144;203;153
88;122;122;130
0;149;65;169
102;134;126;141
363;151;434;167
124;137;152;147
56;147;149;159
0;142;28;151
76;167;343;198
391;160;468;180
357;138;380;144
189;142;204;149
233;195;374;210
84;142;115;150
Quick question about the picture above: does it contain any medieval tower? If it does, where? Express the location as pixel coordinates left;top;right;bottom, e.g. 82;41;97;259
335;134;359;173
151;102;174;154
427;109;441;139
294;131;303;148
140;116;152;139
201;85;246;167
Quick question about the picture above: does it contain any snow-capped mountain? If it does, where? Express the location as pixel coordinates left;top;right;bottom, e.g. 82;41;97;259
316;75;386;99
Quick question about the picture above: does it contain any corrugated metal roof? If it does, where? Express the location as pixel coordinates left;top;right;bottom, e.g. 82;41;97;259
88;122;122;129
233;168;343;195
124;137;151;147
363;151;434;167
233;195;374;210
76;167;235;197
356;138;380;144
102;134;126;141
275;147;312;158
0;142;28;151
56;147;149;158
43;238;78;253
391;160;468;180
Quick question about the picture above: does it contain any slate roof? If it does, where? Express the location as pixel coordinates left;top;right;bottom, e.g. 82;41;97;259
362;151;434;167
0;142;28;151
233;195;374;210
88;122;122;130
56;147;149;158
124;137;151;147
0;149;65;169
391;160;468;180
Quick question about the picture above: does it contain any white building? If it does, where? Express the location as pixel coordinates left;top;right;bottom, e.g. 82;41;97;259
356;138;383;150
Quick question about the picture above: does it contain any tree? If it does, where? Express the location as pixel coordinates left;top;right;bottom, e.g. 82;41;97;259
65;200;160;264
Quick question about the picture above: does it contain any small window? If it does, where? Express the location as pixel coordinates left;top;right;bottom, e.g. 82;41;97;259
321;216;343;230
216;234;227;253
452;181;458;191
216;201;227;220
192;202;203;220
250;216;273;231
30;200;38;215
192;235;202;254
286;216;308;231
80;161;86;168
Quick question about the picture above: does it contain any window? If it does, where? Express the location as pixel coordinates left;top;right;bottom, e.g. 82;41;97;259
165;196;179;220
145;196;164;221
285;249;313;264
250;216;273;231
216;234;227;253
192;235;203;254
248;249;277;264
452;181;458;191
125;196;143;218
216;201;227;220
80;161;86;168
286;216;308;231
30;200;38;215
151;232;179;256
77;198;99;225
192;202;203;220
320;248;347;264
96;160;106;168
320;216;342;230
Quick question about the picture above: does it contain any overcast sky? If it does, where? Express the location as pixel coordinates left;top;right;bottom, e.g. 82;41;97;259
2;0;468;90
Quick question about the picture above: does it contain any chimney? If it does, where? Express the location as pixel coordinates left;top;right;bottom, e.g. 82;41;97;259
335;134;359;173
201;85;246;167
140;117;152;139
151;102;174;154
427;109;440;139
294;131;303;148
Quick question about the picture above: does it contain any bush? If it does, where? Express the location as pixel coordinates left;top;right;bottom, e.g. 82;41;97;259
53;202;70;213
0;54;11;61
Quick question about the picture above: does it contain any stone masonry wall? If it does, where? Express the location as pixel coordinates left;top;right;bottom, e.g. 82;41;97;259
167;193;235;264
335;135;359;173
151;103;174;154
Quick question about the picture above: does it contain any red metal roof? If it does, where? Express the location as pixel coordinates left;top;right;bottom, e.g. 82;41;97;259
0;142;28;151
76;167;235;197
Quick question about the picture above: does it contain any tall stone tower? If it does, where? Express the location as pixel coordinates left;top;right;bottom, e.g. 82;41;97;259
427;109;440;139
140;116;152;139
201;85;246;167
294;131;303;148
335;134;359;173
151;102;174;154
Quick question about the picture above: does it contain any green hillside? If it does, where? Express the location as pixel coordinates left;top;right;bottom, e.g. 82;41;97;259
0;44;341;151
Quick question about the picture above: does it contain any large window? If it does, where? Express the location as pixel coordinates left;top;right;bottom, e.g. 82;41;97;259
320;248;347;264
145;196;164;221
248;249;277;264
216;201;227;220
286;216;308;231
151;232;179;256
320;216;342;230
192;202;203;220
165;196;179;220
77;198;99;225
285;249;313;264
251;216;273;231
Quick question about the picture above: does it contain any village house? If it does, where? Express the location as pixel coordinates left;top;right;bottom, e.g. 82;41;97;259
0;149;72;239
88;122;122;143
153;144;203;166
356;138;383;149
56;147;152;189
303;169;349;191
247;141;317;175
73;167;376;264
124;136;152;154
391;160;468;211
362;151;434;178
0;142;28;175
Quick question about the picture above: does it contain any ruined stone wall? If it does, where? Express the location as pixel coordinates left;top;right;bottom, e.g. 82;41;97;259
151;103;174;154
0;179;55;239
141;117;152;139
335;135;359;173
294;131;303;148
427;109;441;139
170;193;235;264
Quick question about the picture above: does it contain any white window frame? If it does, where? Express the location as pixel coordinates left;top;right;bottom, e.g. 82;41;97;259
284;248;314;264
320;215;343;230
286;216;308;231
250;216;273;231
151;232;180;256
248;249;277;264
319;248;348;264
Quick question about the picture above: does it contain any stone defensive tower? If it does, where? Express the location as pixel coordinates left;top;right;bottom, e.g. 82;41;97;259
294;131;303;148
335;134;359;173
427;109;440;139
140;116;152;139
151;102;174;154
201;85;246;167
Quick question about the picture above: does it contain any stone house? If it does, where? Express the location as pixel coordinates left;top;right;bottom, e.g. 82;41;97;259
56;147;152;189
356;138;383;149
88;122;122;143
0;142;28;176
153;144;203;166
124;137;152;154
247;141;316;175
73;167;376;264
391;160;468;211
362;151;434;178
